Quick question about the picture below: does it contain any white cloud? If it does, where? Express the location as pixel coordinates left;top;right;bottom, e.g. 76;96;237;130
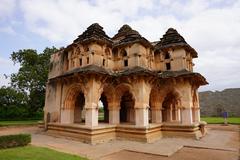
0;26;16;35
0;0;16;20
0;75;11;87
182;6;240;51
129;1;240;91
195;47;240;91
129;15;180;41
0;57;19;85
160;0;209;18
4;0;240;91
19;0;154;43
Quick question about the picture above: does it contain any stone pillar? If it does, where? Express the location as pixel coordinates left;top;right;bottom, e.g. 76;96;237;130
135;104;149;127
89;52;93;64
84;78;103;127
167;108;172;122
178;83;193;124
85;102;98;127
133;80;151;127
109;108;120;124
108;101;120;124
129;108;135;123
193;88;200;123
169;108;173;122
176;108;181;122
194;108;200;122
61;109;74;124
181;108;193;124
151;108;162;123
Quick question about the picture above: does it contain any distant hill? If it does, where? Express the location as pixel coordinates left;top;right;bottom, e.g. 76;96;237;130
199;88;240;117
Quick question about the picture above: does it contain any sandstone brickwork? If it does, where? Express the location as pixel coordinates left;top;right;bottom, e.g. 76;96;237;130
44;23;208;143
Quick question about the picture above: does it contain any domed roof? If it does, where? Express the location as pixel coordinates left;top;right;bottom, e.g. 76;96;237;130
112;24;152;48
112;24;140;40
159;28;186;46
155;28;197;58
73;23;112;45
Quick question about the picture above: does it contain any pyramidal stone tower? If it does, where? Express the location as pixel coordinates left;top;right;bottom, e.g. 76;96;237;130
44;23;208;144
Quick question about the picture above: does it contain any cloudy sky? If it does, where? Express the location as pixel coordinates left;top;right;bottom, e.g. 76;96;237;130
0;0;240;91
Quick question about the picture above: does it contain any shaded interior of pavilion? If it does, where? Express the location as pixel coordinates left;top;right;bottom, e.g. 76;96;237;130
64;87;199;126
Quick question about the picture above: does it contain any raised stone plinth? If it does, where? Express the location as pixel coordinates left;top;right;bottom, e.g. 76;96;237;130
44;122;206;144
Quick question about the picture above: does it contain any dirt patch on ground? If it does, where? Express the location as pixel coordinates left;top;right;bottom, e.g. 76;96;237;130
0;126;39;136
0;124;239;160
101;147;239;160
226;130;240;149
207;124;240;132
206;124;240;151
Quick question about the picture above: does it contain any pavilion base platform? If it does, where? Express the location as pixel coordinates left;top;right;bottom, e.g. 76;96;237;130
161;122;207;139
116;123;162;143
44;122;206;144
46;123;116;144
115;122;206;141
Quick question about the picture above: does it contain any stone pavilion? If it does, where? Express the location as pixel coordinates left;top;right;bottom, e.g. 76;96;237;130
43;23;208;144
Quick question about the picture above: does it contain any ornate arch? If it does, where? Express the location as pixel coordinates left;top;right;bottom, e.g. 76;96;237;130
120;49;127;57
101;84;115;103
64;84;86;110
74;46;81;55
149;83;182;109
115;83;136;101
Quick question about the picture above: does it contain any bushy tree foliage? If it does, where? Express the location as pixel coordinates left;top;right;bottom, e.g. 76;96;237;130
10;47;57;116
0;47;58;119
0;86;28;119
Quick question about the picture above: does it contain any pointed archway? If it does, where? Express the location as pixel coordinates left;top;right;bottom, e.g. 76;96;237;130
162;92;181;123
98;92;109;123
62;85;85;124
120;91;135;123
74;92;85;123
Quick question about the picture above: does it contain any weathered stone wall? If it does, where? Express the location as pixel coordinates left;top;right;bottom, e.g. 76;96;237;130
199;88;240;117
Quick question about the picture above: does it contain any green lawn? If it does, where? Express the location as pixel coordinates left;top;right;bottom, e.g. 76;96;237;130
0;120;39;127
98;112;104;121
201;117;240;124
0;146;88;160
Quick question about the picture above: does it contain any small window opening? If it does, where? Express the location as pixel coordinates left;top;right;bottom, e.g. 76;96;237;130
103;59;105;66
72;61;75;67
166;63;171;70
87;57;89;64
121;49;127;57
113;48;118;59
76;47;81;55
65;59;69;70
124;60;128;67
79;58;82;66
105;48;110;56
165;52;170;59
84;46;89;52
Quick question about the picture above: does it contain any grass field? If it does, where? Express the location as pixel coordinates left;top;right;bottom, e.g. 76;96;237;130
98;112;104;121
0;146;88;160
1;117;239;126
201;117;240;124
0;120;39;127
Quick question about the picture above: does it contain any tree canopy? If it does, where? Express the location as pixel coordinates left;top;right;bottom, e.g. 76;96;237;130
0;47;58;119
0;86;28;119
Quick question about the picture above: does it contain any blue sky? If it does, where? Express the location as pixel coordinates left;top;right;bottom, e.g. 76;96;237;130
0;0;240;91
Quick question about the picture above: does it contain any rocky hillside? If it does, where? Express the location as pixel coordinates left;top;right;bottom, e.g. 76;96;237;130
199;88;240;117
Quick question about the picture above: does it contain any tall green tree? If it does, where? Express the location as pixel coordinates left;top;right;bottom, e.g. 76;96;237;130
0;86;28;119
10;47;58;116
